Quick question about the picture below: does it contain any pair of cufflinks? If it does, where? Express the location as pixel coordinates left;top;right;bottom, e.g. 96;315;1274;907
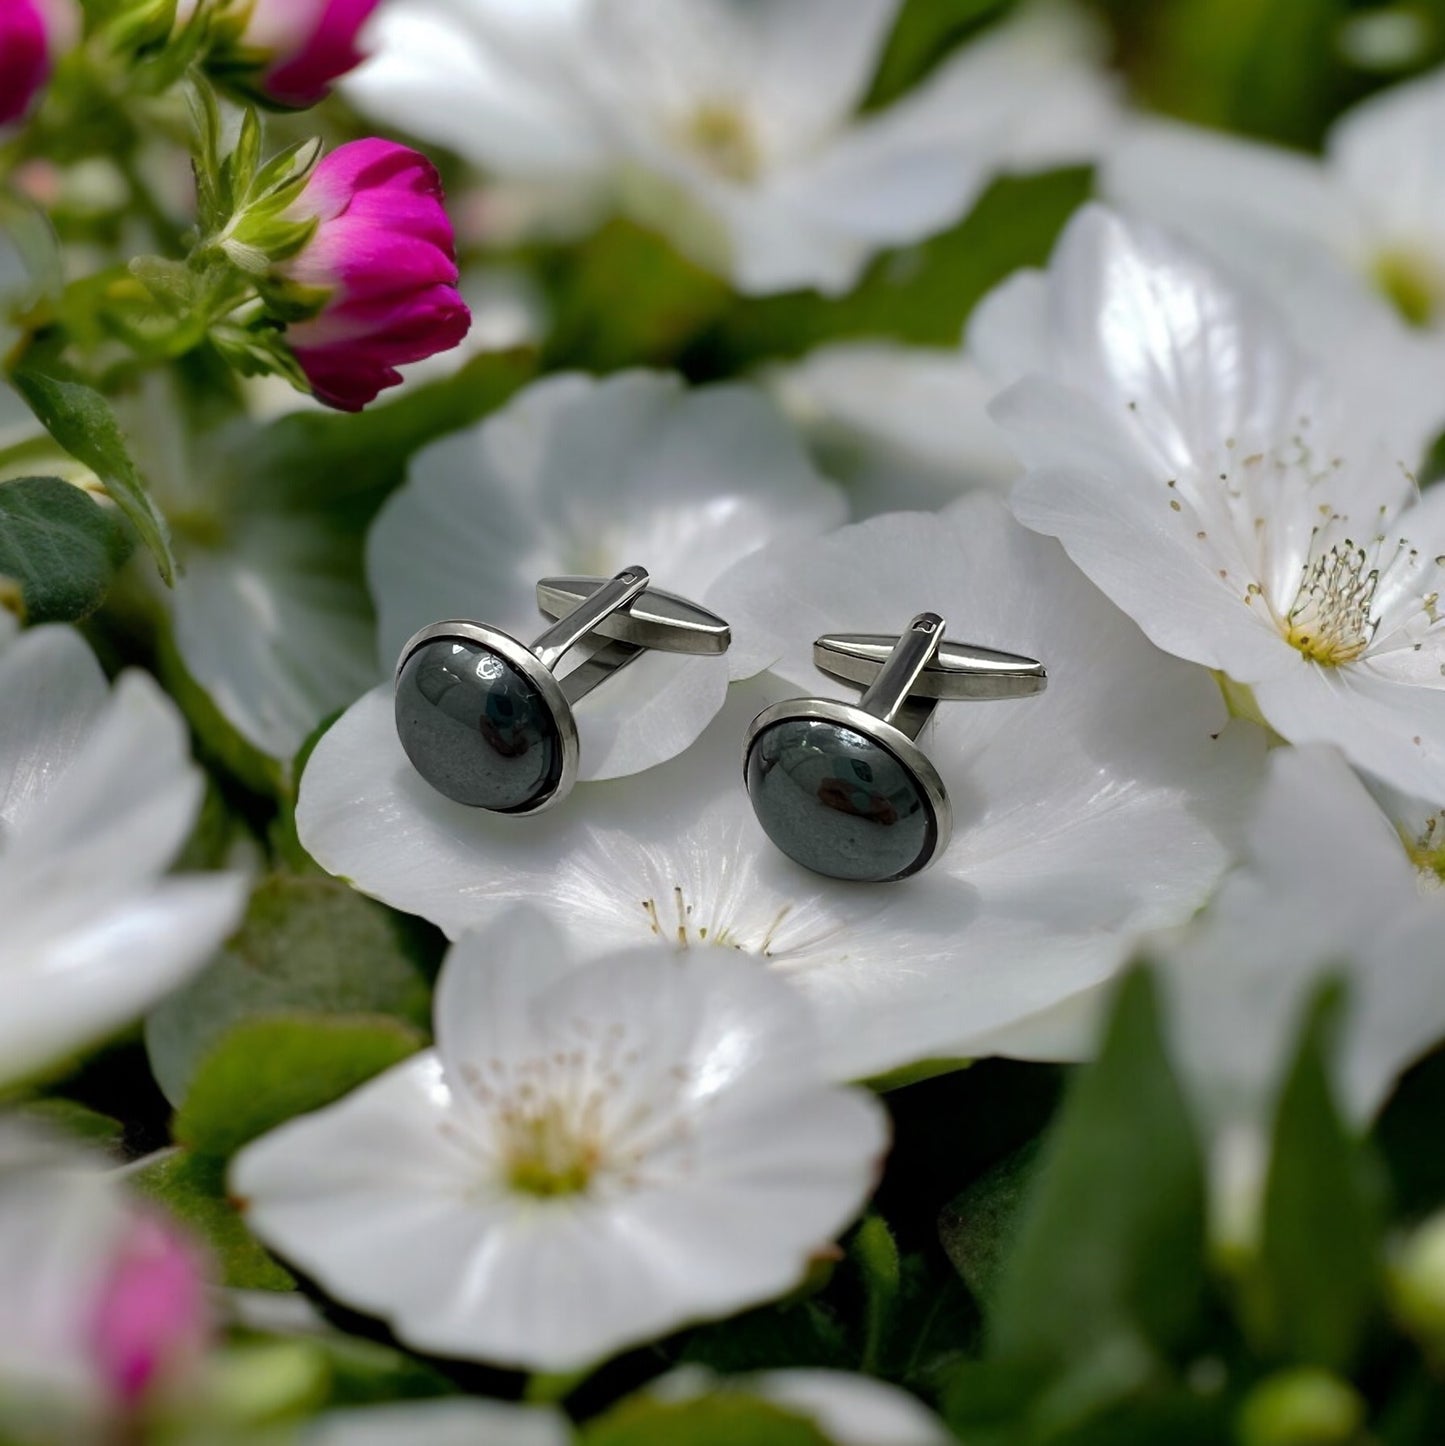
394;567;1045;884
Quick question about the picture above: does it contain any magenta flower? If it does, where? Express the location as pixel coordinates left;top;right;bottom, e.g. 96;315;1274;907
0;0;77;126
88;1214;211;1408
280;139;471;411
240;0;381;108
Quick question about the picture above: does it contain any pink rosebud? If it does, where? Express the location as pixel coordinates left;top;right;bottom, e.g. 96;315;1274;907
280;139;471;411
234;0;380;108
88;1214;211;1409
0;0;78;126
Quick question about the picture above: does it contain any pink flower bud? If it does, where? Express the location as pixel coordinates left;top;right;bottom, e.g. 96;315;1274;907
0;0;78;126
88;1214;211;1409
281;139;471;411
242;0;380;108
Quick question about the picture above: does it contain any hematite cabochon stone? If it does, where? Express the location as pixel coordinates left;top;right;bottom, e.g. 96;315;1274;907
395;638;564;812
746;717;938;883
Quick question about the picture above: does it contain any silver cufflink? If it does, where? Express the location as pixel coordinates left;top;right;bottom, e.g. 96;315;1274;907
395;566;730;815
743;612;1046;882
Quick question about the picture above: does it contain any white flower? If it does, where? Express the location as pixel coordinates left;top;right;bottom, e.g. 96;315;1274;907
230;908;887;1371
368;370;845;780
653;1366;953;1445
347;0;1116;295
0;626;246;1086
1100;80;1445;456
1154;744;1445;1236
767;341;1019;516
0;1124;211;1420
976;205;1445;802
308;1400;571;1446
112;373;379;767
297;496;1259;1080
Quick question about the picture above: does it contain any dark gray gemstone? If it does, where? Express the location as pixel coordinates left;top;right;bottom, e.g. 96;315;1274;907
395;638;563;812
746;717;938;883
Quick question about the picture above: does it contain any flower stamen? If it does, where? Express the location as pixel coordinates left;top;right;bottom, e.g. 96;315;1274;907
1284;539;1379;665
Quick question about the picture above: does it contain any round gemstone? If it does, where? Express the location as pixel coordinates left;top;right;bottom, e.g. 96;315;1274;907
745;716;938;883
395;638;564;812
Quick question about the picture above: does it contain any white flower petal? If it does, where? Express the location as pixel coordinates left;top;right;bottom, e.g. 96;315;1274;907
234;937;885;1370
750;1370;953;1446
775;1;1116;245
0;1126;132;1402
0;630;247;1086
1100;116;1445;458
1328;65;1445;262
368;372;843;779
346;1;605;178
173;512;378;763
0;625;108;841
1102;117;1361;276
0;877;248;1088
587;0;901;162
999;378;1298;679
767;342;1019;514
1160;744;1439;1135
1253;655;1445;802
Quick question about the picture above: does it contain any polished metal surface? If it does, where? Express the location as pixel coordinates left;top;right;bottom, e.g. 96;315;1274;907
742;696;952;880
814;629;1047;701
395;620;580;815
397;565;731;815
537;575;732;655
531;566;651;670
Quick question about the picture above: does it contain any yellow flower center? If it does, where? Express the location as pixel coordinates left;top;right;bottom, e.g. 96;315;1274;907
684;102;762;182
502;1101;601;1198
1374;248;1442;328
1283;541;1379;666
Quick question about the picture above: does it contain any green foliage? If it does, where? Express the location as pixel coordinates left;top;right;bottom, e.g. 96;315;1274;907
694;169;1091;370
851;1214;902;1372
135;1150;296;1291
9;362;176;581
940;1139;1041;1314
0;474;129;621
989;969;1207;1373
864;0;1012;110
1253;986;1384;1370
582;1394;832;1446
174;1014;424;1161
146;873;438;1106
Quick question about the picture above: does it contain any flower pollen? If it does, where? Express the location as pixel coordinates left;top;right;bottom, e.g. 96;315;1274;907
684;101;762;182
1374;247;1442;328
453;1020;693;1202
1284;538;1380;665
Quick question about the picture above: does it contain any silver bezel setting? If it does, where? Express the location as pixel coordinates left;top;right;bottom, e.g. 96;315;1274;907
742;697;953;882
395;621;580;817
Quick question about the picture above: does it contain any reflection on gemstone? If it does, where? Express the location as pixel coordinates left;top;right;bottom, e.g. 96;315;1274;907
396;638;563;811
746;717;937;883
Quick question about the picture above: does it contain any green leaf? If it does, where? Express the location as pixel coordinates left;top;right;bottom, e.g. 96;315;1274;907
1098;0;1352;146
174;1014;425;1161
989;969;1207;1372
231;349;537;509
133;1150;295;1291
863;0;1012;110
940;1138;1041;1315
10;364;176;582
851;1214;902;1373
0;475;129;621
582;1395;831;1446
146;874;438;1106
694;169;1090;370
1255;983;1384;1370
